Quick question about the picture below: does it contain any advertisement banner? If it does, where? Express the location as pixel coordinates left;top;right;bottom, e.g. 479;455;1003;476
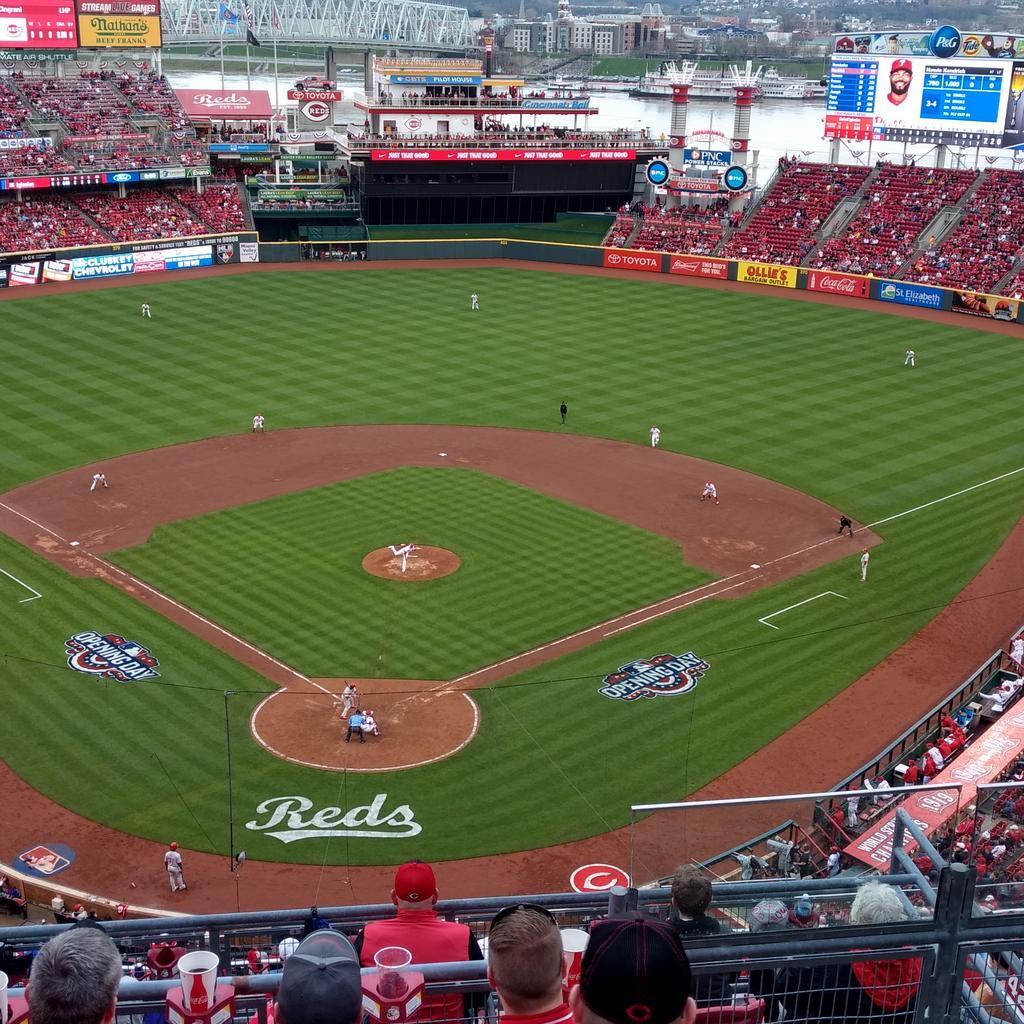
77;0;159;12
370;149;636;162
521;99;591;110
174;89;274;120
0;0;77;48
239;241;259;263
682;148;731;165
672;178;720;193
391;74;481;86
876;280;944;309
42;258;72;282
847;705;1024;866
71;252;134;279
77;13;161;46
287;89;342;101
9;262;40;285
804;269;870;298
134;244;213;273
0;137;52;152
737;261;798;289
668;255;730;279
603;249;660;273
209;142;271;153
1;172;107;190
950;290;1018;320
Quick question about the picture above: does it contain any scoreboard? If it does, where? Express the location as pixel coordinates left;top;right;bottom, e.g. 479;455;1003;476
0;0;162;47
825;54;1017;147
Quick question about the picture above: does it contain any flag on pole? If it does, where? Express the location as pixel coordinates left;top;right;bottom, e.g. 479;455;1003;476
241;0;261;45
219;2;239;23
271;2;280;29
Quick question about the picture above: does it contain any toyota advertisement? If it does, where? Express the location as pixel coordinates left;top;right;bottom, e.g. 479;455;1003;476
602;249;661;273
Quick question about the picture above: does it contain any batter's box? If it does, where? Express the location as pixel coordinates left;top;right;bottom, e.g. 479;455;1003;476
758;591;847;630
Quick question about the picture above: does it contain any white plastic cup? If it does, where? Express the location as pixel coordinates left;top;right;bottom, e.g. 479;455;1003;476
0;969;8;1024
374;945;412;999
177;950;219;1012
560;929;589;991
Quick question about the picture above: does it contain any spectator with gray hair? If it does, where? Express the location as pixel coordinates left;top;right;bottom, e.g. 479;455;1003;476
28;927;122;1024
767;881;921;1024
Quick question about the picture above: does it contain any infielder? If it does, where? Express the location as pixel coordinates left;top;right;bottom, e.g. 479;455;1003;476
860;548;870;581
141;303;151;318
90;472;108;491
252;414;265;433
164;842;186;892
700;481;719;505
390;542;415;573
904;349;915;367
470;293;479;310
650;425;661;448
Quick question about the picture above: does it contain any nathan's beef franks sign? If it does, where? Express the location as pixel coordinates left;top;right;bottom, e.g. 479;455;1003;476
669;256;729;280
603;248;660;273
804;270;870;298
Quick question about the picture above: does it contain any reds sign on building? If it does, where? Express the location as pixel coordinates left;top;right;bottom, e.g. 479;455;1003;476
602;248;660;273
300;100;331;123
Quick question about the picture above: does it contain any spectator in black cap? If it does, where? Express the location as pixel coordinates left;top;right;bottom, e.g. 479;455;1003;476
569;915;696;1024
275;929;362;1024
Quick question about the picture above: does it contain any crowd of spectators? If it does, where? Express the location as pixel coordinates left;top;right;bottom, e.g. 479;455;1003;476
631;200;728;256
19;75;137;138
168;183;248;232
0;78;31;138
810;164;977;278
903;169;1024;291
73;187;207;242
721;160;870;265
0;194;108;252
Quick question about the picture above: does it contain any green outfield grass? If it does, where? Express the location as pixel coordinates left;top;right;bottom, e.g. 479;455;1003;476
109;468;711;679
0;266;1023;865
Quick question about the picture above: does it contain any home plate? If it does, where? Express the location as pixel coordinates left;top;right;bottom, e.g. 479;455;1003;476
750;563;760;569
70;541;81;547
439;452;448;457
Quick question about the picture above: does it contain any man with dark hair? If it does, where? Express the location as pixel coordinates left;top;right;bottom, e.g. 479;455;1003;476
28;927;122;1024
887;60;913;106
275;929;362;1024
354;860;484;1020
488;905;571;1024
569;915;696;1024
668;865;735;1005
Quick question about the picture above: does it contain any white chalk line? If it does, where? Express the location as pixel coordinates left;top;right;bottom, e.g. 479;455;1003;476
0;566;41;603
603;578;756;637
759;590;847;630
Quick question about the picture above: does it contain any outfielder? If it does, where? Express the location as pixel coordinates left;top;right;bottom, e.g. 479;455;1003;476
141;303;151;318
252;414;265;433
860;548;870;581
164;842;185;892
390;542;415;573
904;349;915;367
650;425;661;448
701;481;719;504
470;293;479;310
90;472;108;491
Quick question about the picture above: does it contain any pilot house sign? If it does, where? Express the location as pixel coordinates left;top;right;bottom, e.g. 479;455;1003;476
598;652;709;702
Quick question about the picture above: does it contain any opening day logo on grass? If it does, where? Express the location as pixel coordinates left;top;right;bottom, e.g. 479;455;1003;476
245;795;422;843
65;631;161;682
599;652;710;702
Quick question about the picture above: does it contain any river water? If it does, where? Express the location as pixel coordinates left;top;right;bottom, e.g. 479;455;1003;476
167;68;1022;174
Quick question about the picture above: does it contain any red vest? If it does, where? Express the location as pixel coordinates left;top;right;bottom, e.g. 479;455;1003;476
361;909;474;1021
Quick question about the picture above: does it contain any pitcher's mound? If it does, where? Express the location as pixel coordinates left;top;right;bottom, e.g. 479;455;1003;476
363;545;461;581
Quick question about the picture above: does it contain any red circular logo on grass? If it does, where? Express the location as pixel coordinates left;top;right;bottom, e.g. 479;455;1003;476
570;863;630;893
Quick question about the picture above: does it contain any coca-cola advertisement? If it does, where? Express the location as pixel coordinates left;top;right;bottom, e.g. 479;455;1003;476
602;249;661;273
804;270;870;299
669;256;730;280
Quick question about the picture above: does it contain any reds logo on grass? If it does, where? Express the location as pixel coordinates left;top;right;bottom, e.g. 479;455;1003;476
599;652;709;702
65;631;160;682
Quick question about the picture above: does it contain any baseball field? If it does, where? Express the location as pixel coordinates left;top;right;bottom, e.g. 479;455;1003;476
2;263;1023;888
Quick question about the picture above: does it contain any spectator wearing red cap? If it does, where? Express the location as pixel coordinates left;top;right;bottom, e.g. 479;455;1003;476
354;860;485;1021
487;904;571;1024
888;59;913;106
569;915;696;1024
164;841;185;892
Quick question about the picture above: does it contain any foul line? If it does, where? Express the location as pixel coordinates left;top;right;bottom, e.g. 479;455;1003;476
0;566;41;603
759;591;847;630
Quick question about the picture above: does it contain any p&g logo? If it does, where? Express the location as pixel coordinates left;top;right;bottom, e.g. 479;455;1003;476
929;25;962;58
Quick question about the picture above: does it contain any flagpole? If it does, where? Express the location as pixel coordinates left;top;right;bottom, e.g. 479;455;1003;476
272;8;280;116
246;37;251;90
220;16;226;91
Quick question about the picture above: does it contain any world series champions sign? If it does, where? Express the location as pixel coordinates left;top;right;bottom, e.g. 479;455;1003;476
598;652;710;702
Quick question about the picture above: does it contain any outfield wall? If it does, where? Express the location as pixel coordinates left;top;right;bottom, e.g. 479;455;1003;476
1;230;1020;327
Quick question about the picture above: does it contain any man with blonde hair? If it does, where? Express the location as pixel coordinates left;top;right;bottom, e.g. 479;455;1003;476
488;904;570;1024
